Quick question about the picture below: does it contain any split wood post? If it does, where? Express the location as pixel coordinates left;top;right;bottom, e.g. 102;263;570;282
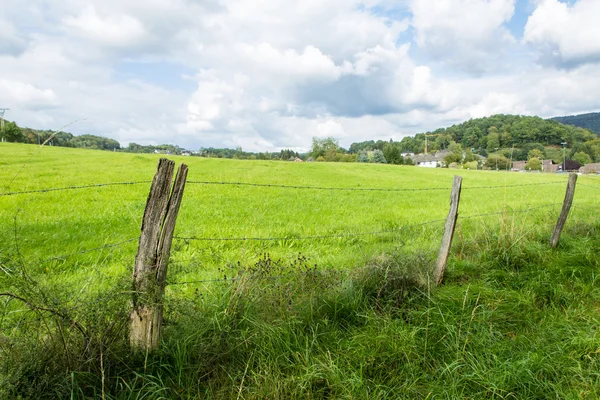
433;175;462;286
550;172;577;249
129;158;188;351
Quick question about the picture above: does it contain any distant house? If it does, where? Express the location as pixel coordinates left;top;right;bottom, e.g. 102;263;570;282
181;151;191;156
557;160;581;172
411;150;452;168
579;163;600;174
511;161;526;171
293;157;303;162
512;159;559;172
541;160;558;173
412;154;439;168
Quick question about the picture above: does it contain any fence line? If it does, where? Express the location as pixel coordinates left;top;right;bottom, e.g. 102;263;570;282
0;181;152;197
0;179;568;199
186;180;450;192
33;203;565;265
174;218;448;243
462;182;565;190
39;238;138;263
458;203;561;221
187;180;565;192
578;183;600;191
168;268;348;286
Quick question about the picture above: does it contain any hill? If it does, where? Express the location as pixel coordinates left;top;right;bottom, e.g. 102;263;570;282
1;119;121;150
351;114;600;163
551;112;600;134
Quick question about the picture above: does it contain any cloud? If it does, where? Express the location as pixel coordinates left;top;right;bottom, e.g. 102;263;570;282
0;19;27;56
0;0;599;152
63;6;146;48
524;0;600;67
410;0;516;73
0;80;59;110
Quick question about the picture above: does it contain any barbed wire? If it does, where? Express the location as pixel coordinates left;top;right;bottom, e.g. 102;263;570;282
186;180;565;192
186;180;450;192
458;203;562;221
571;204;597;212
38;238;138;263
578;183;600;191
168;268;345;286
0;181;152;197
173;218;447;243
462;182;565;190
0;178;567;199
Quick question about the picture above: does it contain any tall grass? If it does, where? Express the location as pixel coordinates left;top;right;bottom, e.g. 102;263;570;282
2;143;600;398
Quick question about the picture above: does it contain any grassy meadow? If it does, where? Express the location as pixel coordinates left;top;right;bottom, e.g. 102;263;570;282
1;142;600;399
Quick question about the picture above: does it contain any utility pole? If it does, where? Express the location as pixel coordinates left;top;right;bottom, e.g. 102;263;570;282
0;108;9;142
494;147;499;171
561;142;567;172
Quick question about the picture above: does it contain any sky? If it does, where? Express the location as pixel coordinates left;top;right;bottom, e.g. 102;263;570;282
1;0;599;152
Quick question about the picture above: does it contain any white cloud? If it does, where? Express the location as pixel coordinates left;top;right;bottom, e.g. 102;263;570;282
410;0;516;72
63;6;146;48
0;0;598;152
524;0;600;67
0;80;59;109
0;19;27;56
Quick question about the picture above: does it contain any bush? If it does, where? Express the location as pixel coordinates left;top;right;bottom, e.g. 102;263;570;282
371;149;387;164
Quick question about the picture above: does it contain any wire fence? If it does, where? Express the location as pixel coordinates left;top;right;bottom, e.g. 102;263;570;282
0;181;152;197
38;238;138;263
185;179;566;192
1;169;595;280
0;178;569;198
578;183;600;191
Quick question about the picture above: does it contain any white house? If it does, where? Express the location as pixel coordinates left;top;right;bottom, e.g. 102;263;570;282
418;160;438;168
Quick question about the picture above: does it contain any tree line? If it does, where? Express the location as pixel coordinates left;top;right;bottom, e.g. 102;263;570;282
1;120;120;150
3;114;599;166
552;112;600;134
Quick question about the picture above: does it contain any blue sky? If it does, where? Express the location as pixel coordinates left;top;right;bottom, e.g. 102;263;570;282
1;0;599;151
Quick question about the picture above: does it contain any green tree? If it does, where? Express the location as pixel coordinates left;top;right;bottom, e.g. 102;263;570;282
383;143;402;164
486;127;500;153
573;151;592;166
310;137;339;159
463;161;478;170
2;121;24;142
357;151;369;163
528;149;544;160
485;154;510;170
444;152;462;166
525;157;542;171
434;134;452;150
371;149;387;164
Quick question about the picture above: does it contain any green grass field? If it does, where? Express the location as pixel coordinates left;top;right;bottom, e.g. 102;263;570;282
1;142;600;399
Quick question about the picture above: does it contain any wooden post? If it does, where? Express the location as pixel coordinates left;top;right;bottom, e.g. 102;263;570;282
550;172;577;249
129;158;188;350
434;176;462;286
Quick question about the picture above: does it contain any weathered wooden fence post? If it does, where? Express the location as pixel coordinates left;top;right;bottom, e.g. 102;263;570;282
129;158;188;350
550;172;577;249
433;176;462;286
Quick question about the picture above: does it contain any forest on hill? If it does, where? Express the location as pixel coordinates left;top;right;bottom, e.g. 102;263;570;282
350;114;600;163
551;112;600;134
0;120;120;151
